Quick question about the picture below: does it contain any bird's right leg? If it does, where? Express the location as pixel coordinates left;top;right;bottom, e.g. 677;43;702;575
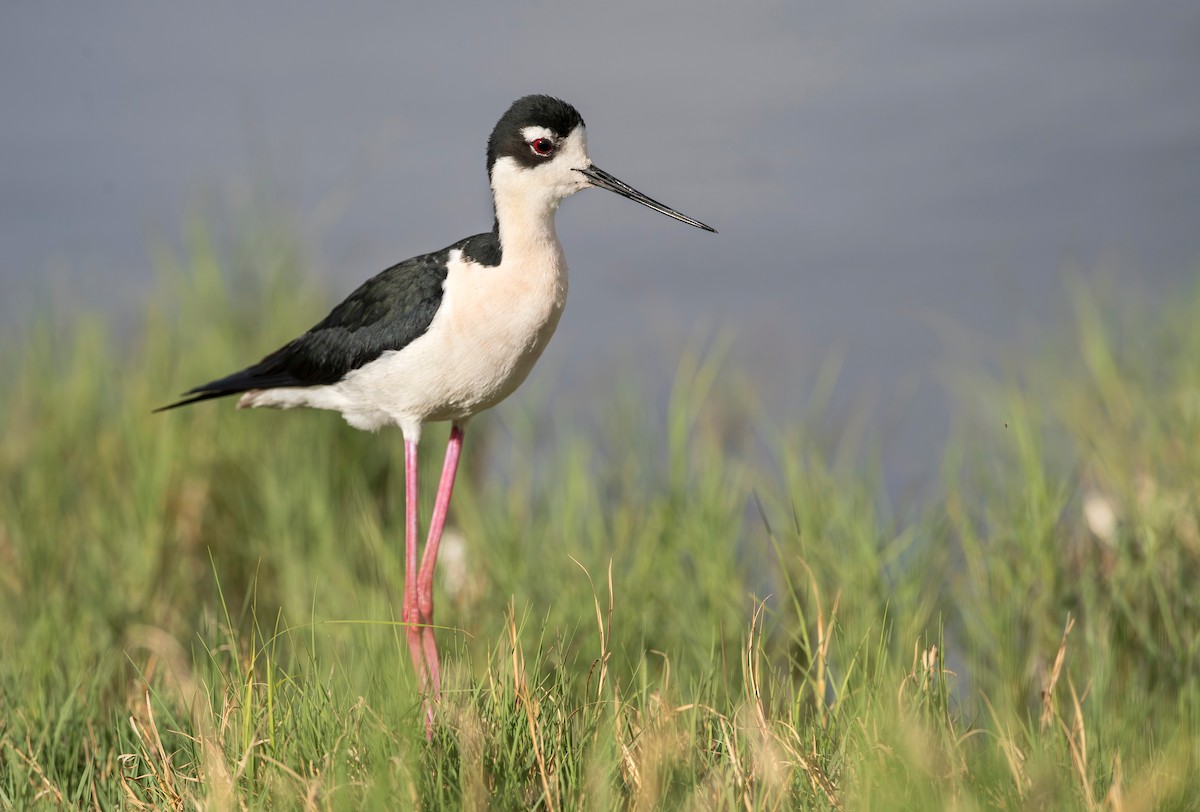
402;439;432;712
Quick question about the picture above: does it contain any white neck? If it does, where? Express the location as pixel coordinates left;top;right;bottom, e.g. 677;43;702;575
493;186;562;263
489;161;565;264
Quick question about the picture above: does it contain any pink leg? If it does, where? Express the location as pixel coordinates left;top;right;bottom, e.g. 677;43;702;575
402;440;429;697
416;423;465;705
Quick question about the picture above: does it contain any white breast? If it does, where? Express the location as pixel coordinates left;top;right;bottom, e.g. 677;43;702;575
332;246;568;437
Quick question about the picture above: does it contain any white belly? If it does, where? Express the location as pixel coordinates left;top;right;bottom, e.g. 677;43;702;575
268;247;569;438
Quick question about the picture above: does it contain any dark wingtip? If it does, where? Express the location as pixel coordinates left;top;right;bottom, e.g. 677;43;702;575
152;398;192;414
152;389;235;413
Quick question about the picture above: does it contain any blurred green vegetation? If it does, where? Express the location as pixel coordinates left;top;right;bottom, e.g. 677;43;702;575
1;216;1197;809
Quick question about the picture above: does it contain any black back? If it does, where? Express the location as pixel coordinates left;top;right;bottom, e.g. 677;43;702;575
157;230;502;411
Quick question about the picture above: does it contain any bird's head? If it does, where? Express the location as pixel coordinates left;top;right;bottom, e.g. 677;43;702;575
487;95;715;232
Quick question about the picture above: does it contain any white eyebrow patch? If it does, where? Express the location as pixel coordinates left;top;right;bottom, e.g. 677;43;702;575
520;125;556;143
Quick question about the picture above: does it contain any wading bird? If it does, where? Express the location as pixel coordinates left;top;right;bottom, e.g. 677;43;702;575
159;95;714;734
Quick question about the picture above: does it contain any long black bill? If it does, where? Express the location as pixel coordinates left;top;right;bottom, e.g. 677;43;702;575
576;165;716;233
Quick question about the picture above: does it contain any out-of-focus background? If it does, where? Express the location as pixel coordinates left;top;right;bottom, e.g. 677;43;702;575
4;1;1198;489
5;4;1200;807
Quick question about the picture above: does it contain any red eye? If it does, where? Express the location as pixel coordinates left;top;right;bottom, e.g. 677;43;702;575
531;137;555;156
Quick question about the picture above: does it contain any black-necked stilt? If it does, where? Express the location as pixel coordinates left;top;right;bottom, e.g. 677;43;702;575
158;95;714;733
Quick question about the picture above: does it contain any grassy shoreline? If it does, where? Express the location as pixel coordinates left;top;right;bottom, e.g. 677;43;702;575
2;224;1197;808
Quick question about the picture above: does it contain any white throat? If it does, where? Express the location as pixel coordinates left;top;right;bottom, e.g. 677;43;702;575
490;164;563;261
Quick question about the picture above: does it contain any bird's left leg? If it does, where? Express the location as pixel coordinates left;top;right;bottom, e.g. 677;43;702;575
416;422;465;703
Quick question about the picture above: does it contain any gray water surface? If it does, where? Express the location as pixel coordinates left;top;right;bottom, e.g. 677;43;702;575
3;2;1198;489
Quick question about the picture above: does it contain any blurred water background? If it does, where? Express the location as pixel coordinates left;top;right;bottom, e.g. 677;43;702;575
3;1;1197;492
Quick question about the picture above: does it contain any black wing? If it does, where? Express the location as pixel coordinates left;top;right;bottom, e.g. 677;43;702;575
155;247;451;412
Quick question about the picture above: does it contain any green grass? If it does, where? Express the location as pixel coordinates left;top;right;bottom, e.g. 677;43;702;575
1;216;1198;809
